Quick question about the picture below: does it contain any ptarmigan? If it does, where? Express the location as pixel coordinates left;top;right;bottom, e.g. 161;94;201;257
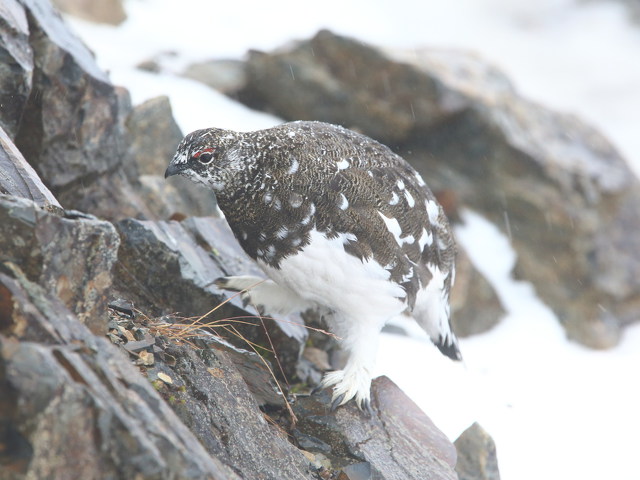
165;121;461;412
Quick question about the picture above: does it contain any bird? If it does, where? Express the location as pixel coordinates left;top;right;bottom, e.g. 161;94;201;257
165;121;461;413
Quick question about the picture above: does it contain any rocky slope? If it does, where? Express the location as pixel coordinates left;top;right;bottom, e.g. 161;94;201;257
0;1;509;479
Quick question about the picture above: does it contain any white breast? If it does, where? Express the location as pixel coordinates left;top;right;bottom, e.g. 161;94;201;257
257;228;407;323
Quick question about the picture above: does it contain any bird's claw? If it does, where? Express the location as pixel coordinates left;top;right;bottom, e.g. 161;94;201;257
330;393;345;412
360;398;374;418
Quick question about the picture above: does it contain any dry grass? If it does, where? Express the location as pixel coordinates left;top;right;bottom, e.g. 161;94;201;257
141;285;336;425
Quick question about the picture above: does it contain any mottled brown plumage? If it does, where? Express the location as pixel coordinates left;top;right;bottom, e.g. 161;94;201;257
165;121;461;410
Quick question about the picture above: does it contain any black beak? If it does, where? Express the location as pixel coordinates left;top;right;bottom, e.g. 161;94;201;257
164;163;182;178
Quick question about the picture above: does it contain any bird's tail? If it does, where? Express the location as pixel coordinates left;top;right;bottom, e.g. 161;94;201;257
412;266;462;361
434;330;462;361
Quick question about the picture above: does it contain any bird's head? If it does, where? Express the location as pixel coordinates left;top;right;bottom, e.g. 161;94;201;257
165;128;241;192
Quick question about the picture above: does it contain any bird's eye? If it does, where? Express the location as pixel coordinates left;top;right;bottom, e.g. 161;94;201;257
198;152;213;164
193;148;215;164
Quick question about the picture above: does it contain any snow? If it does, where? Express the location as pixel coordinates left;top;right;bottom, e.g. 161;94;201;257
65;1;640;478
383;210;640;480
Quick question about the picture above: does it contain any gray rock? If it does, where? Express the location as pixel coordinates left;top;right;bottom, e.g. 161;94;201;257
137;173;219;219
182;59;247;94
237;30;466;145
454;422;501;480
294;376;458;480
232;30;640;348
125;95;218;218
406;48;640;347
0;195;118;334
151;340;318;479
113;216;306;379
0;268;241;480
0;3;159;221
0;0;33;139
113;217;242;319
0;126;60;208
451;247;505;337
14;0;126;192
125;96;184;177
52;0;126;25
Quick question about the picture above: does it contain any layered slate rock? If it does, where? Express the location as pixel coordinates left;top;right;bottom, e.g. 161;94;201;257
15;0;126;192
113;216;307;380
3;0;152;221
0;268;241;480
293;376;458;479
1;1;217;221
0;126;60;208
0;0;33;139
0;195;118;334
113;217;248;320
232;30;640;347
145;340;318;480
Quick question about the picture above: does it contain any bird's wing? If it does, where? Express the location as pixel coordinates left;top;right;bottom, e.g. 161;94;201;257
301;153;455;310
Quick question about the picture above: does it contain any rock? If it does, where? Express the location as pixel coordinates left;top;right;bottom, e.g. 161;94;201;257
237;30;465;145
454;422;501;480
52;0;126;26
146;340;318;479
3;0;172;224
125;96;184;177
293;376;458;480
405;48;640;347
231;30;640;347
451;247;505;337
0;0;33;139
1;0;207;222
0;9;497;480
124;95;218;218
0;126;60;208
14;0;126;193
182;59;247;94
113;217;246;319
113;216;306;379
3;1;181;223
0;195;118;334
0;267;241;480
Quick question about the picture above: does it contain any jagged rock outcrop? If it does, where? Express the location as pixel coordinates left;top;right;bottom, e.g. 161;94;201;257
0;195;118;334
0;125;60;208
14;0;125;192
112;216;308;381
228;29;640;347
0;267;242;480
0;0;33;139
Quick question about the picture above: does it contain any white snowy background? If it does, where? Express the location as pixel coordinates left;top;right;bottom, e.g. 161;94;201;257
66;1;640;479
